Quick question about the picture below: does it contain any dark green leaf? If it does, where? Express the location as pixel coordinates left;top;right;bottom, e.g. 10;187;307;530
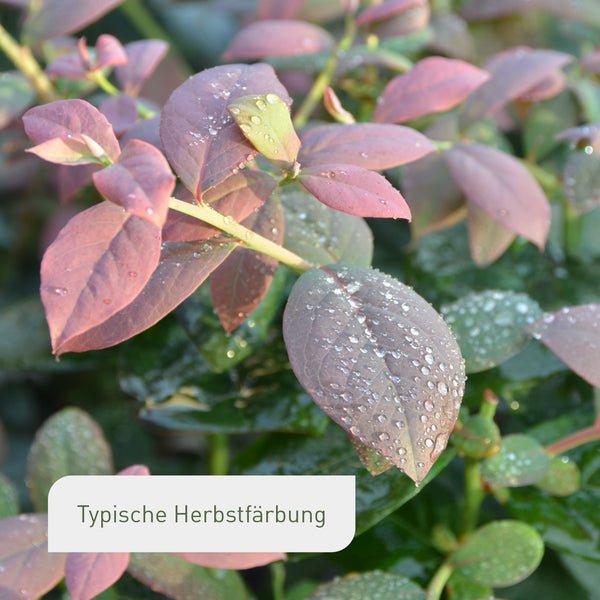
453;414;501;459
563;151;600;216
536;456;581;497
446;570;493;600
0;475;19;519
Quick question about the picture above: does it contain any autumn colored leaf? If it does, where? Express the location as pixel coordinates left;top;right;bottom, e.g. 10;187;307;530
357;0;426;25
357;0;430;38
443;143;551;249
118;464;151;476
0;514;67;599
299;123;436;170
283;264;465;484
299;164;411;219
373;57;490;124
99;95;138;137
174;552;286;570
65;553;129;600
56;163;100;204
222;20;334;60
467;202;516;266
160;64;291;195
525;304;600;387
40;201;162;355
162;171;278;242
115;40;170;97
93;139;175;228
211;197;284;332
256;0;304;19
56;238;235;353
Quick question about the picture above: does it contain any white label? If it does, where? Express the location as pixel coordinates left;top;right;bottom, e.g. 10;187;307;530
48;475;355;552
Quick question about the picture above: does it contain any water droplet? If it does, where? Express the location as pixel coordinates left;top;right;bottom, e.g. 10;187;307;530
378;432;390;441
397;447;407;455
255;98;267;111
53;287;68;296
226;350;235;358
376;414;387;424
437;381;449;396
266;93;280;105
208;127;218;136
250;115;262;125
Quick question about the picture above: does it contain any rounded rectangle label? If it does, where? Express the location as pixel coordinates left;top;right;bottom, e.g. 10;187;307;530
48;475;355;552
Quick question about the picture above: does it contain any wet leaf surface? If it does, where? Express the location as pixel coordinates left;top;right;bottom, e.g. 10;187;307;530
440;290;543;373
563;152;600;216
283;264;465;483
536;456;581;497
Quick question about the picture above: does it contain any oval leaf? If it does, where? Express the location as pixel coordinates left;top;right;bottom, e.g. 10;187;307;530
481;434;550;487
0;514;67;599
174;552;285;570
115;39;169;97
373;56;490;124
524;304;600;387
450;520;544;587
228;93;300;166
93;139;175;228
306;570;425;600
40;201;162;355
281;187;374;267
65;553;129;600
357;0;426;25
466;201;516;266
443;143;551;249
282;264;465;484
440;290;543;373
299;164;411;219
535;456;581;497
26;407;113;512
222;19;334;60
99;95;139;137
563;152;600;216
0;475;19;519
299;123;436;170
160;63;292;195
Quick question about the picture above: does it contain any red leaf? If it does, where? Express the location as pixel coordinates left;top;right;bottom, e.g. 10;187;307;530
163;171;278;242
40;201;162;355
56;163;100;204
99;95;139;137
46;51;87;80
93;140;175;228
211;197;284;332
525;305;600;387
467;201;516;266
299;164;411;219
357;0;426;24
121;115;163;152
115;40;169;97
373;56;489;124
518;70;567;102
356;0;430;37
95;34;127;70
299;123;436;170
160;64;291;195
222;20;334;60
174;552;285;570
65;553;129;600
256;0;303;19
443;143;551;249
23;0;127;42
118;464;150;476
56;238;235;353
0;514;67;600
23;99;120;162
461;47;573;125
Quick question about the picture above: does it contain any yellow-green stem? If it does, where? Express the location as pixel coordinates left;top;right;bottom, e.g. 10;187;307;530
426;561;453;600
0;23;58;103
208;433;229;476
168;198;315;273
271;561;286;600
90;70;156;119
461;458;484;537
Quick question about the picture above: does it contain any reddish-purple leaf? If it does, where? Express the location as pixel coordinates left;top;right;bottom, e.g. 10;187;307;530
56;238;235;353
402;152;466;238
460;0;530;20
256;0;303;19
357;0;426;24
160;64;291;195
556;123;600;152
582;47;600;76
121;115;163;152
27;137;105;165
115;40;169;97
95;34;127;70
299;164;411;219
525;304;600;387
174;552;286;570
56;163;100;204
23;99;120;162
467;201;516;266
118;464;150;476
461;47;574;126
373;56;490;124
518;70;567;102
163;171;277;242
282;264;465;484
65;553;129;600
40;201;162;355
23;0;126;42
299;123;436;170
222;20;334;61
99;95;139;137
46;51;88;80
0;514;67;600
429;12;475;61
358;0;430;38
93;140;174;228
211;197;284;332
323;86;355;124
443;143;551;249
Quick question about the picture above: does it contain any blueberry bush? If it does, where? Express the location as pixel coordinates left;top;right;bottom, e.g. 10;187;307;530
1;0;600;599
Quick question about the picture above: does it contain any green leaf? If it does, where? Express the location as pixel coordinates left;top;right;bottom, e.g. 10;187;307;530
228;93;300;167
536;456;581;497
563;151;600;216
453;414;501;459
0;72;35;128
26;407;113;511
441;290;544;373
0;474;19;519
481;434;550;487
446;570;493;600
127;552;248;600
304;570;425;600
280;187;374;267
450;520;544;587
349;435;393;476
232;424;456;535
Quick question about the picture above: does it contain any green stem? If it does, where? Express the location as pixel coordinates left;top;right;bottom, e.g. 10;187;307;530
208;433;229;475
293;16;356;129
0;23;59;103
168;198;315;273
461;458;484;537
426;561;453;600
545;423;600;455
90;70;156;118
271;561;286;600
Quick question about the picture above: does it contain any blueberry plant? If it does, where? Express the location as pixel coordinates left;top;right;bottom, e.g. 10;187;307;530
1;0;600;599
